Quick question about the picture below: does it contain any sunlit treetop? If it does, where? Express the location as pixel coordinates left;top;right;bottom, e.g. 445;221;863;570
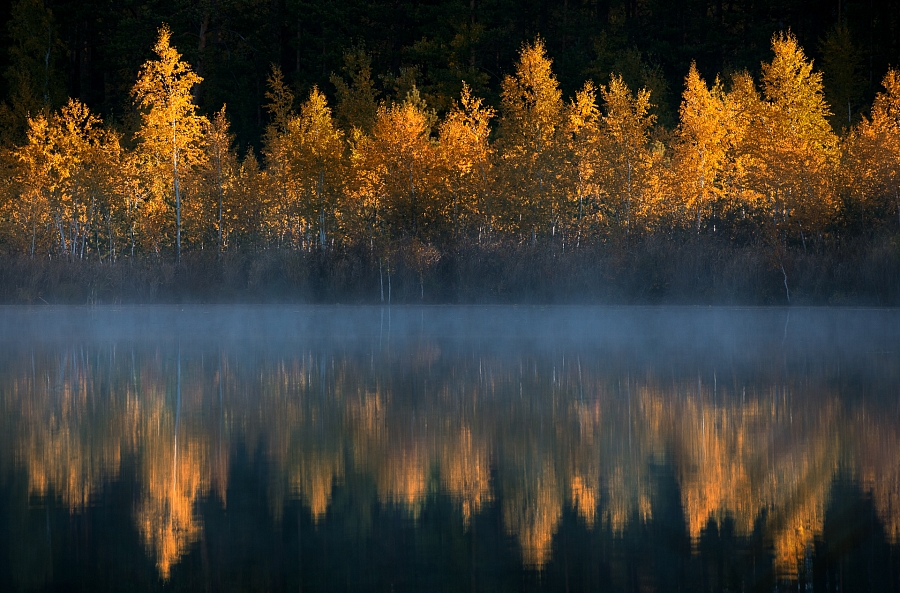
133;25;201;119
500;38;564;144
871;69;900;128
761;31;834;145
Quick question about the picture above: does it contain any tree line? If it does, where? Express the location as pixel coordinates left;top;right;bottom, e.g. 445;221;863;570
1;25;899;300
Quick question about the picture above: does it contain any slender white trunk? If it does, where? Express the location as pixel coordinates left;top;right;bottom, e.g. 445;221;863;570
217;154;224;256
780;263;791;304
318;169;326;249
173;116;181;264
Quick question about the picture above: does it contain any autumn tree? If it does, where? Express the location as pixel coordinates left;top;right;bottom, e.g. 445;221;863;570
202;106;237;255
565;81;604;246
364;88;437;241
749;32;839;246
263;74;346;251
598;74;657;234
347;128;389;299
14;99;121;259
12;113;52;256
262;66;301;249
66;105;124;262
205;148;264;251
436;83;495;244
720;71;766;223
844;69;900;228
350;87;437;300
673;64;730;233
497;39;565;245
293;87;346;250
132;25;208;263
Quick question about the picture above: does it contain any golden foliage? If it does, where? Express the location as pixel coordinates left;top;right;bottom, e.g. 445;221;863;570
12;99;121;258
674;64;730;231
263;80;345;250
437;83;496;241
497;38;565;242
131;25;207;260
743;32;839;236
351;87;437;249
1;29;894;259
844;69;900;225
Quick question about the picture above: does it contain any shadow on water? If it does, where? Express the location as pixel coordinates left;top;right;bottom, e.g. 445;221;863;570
1;306;900;592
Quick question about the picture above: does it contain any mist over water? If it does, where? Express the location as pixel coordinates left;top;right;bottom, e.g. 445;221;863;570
1;306;899;592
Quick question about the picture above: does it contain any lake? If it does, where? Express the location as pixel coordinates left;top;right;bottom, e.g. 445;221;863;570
1;306;899;592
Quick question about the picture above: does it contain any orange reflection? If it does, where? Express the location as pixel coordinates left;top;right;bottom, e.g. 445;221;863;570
441;428;491;526
4;346;900;581
502;461;562;567
135;396;210;580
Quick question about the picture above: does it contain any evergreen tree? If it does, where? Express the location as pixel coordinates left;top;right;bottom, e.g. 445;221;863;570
0;0;67;140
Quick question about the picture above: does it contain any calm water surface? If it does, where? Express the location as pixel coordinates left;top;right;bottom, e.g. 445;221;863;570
1;306;899;592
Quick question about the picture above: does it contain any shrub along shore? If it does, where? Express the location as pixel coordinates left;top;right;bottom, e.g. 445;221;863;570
3;233;897;306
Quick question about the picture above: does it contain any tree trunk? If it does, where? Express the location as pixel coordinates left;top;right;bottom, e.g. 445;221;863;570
217;152;224;256
780;263;791;304
175;174;182;264
174;117;181;264
318;169;326;248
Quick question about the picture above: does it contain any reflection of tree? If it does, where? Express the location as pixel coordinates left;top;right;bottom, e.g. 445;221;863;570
3;340;900;581
14;349;135;510
852;410;900;543
440;428;491;526
502;460;562;566
133;351;219;580
135;396;207;580
262;355;345;523
653;387;839;578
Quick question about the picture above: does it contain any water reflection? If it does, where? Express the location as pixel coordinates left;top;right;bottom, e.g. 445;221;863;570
1;306;899;589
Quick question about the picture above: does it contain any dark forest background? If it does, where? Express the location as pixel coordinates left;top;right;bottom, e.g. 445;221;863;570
1;0;896;149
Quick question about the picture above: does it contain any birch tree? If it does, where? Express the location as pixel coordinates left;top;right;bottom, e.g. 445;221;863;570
844;69;900;227
751;32;838;244
599;74;656;234
674;64;729;233
293;87;345;250
437;83;495;244
202;106;236;255
565;81;603;246
497;39;565;244
132;25;208;263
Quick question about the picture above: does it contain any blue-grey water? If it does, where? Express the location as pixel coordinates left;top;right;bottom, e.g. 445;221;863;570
1;306;899;592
